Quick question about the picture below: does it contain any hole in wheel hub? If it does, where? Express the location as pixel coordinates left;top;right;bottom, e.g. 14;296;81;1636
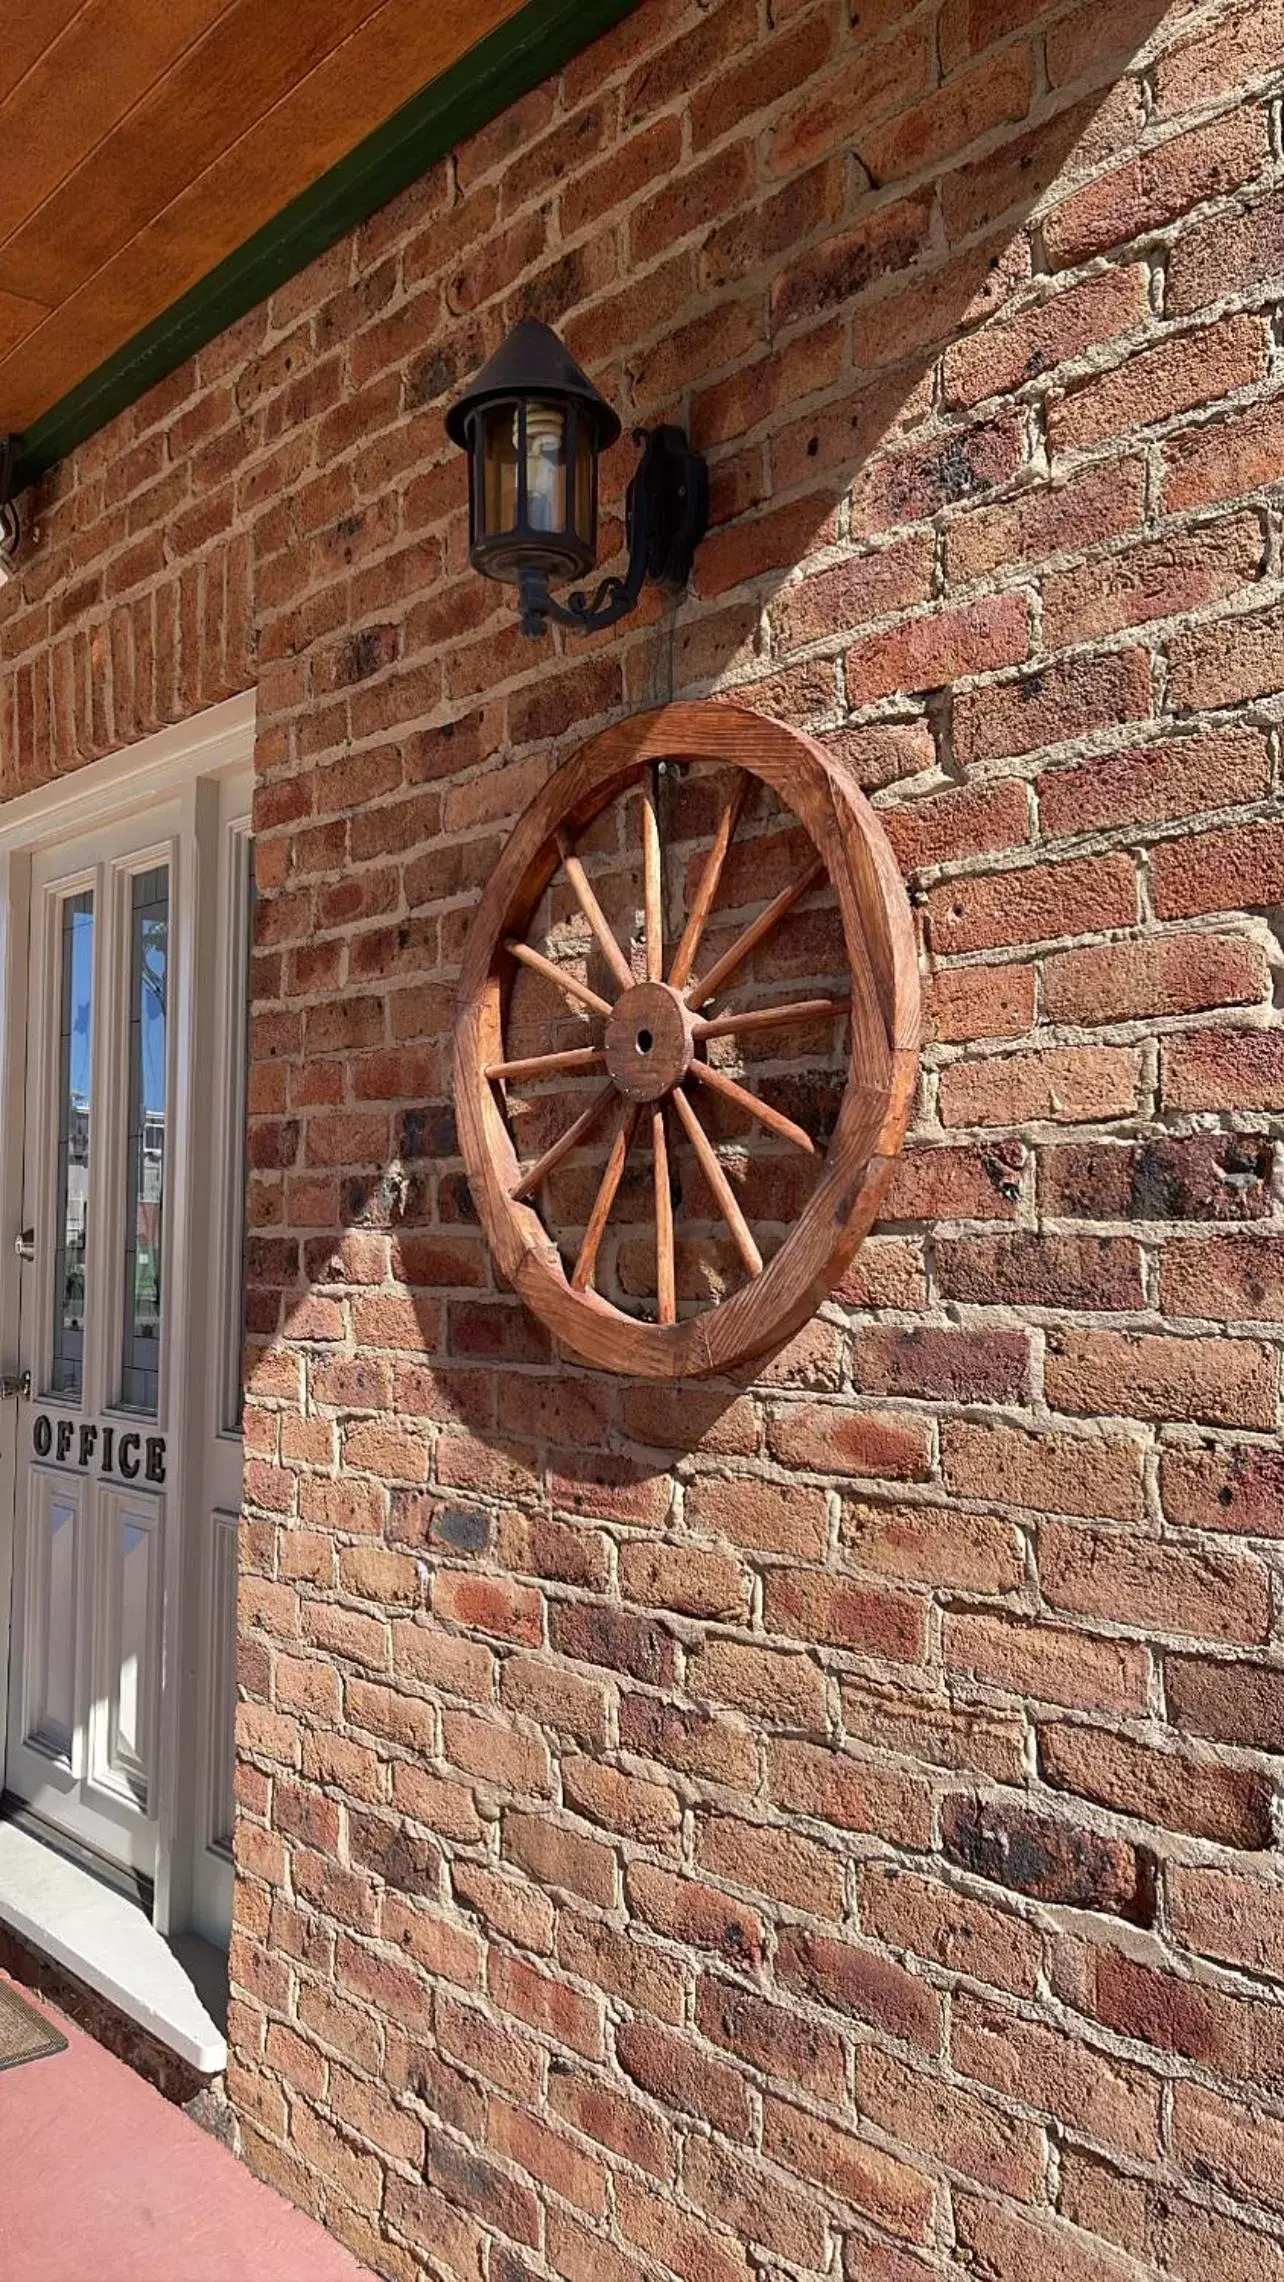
605;981;696;1103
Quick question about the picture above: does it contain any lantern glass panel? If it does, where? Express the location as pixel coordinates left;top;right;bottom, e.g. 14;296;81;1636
481;403;520;538
573;422;595;549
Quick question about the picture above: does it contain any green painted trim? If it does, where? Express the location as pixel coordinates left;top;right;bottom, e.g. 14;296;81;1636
16;0;640;488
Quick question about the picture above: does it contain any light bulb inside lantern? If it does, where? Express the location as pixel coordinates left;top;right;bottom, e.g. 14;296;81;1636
522;402;566;533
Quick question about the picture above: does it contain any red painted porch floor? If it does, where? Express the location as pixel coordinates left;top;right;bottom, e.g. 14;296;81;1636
0;1978;373;2282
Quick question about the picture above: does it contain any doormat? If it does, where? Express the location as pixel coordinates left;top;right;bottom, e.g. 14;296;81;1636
0;1979;67;2072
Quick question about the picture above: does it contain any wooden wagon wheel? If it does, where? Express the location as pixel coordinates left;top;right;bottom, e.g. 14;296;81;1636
454;701;920;1379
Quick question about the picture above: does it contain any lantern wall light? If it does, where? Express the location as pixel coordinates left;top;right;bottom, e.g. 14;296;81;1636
446;319;708;640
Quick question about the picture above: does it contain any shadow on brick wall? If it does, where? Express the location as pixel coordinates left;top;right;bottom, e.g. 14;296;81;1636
243;0;1182;1520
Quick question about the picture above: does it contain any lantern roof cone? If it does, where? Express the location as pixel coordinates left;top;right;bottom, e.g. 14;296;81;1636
444;317;622;450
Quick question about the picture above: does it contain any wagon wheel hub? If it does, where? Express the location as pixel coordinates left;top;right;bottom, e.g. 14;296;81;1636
604;980;696;1103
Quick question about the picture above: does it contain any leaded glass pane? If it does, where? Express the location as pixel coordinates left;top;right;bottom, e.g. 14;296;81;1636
51;892;93;1399
120;867;168;1413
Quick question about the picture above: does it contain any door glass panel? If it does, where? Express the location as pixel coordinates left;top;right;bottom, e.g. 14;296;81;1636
120;867;169;1413
51;891;94;1399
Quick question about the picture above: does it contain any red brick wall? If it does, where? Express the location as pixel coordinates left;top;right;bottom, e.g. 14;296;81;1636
4;1;1284;2275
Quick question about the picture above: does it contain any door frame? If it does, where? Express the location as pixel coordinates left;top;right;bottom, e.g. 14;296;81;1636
0;691;255;1937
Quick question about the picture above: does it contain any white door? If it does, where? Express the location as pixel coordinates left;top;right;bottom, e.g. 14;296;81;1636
3;766;251;1947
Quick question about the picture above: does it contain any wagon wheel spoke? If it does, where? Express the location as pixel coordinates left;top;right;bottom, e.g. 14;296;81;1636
695;995;850;1042
557;829;635;995
652;1102;676;1324
505;937;614;1020
686;1058;816;1154
685;853;824;1010
641;767;664;985
671;1084;763;1279
668;779;749;993
573;1102;639;1292
487;1045;607;1082
513;1082;616;1202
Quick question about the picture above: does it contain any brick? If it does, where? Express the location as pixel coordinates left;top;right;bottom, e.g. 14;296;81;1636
615;2173;751;2282
928;957;1036;1043
845;592;1030;702
1154;0;1284;113
696;1972;846;2101
1041;1517;1270;1643
1041;1723;1274;1846
1048;317;1271;453
943;1421;1145;1522
1163;1025;1284;1111
845;1496;1023;1593
1042;513;1264;649
697;1812;845;1918
625;1864;765;1973
942;1794;1152;1921
768;1737;933;1846
843;1672;1026;1786
1164;1234;1284;1323
861;1861;1042;1997
928;851;1138;956
1039;727;1271;838
765;1401;933;1482
882;777;1031;878
886;1141;1025;1221
1171;1863;1284;1982
1152;814;1284;919
945;1611;1149;1715
687;1636;827;1731
1163;391;1284;512
954;2193;1139;2282
1044;1325;1277;1428
1044;108;1271;267
1160;1443;1284;1535
1165;1654;1284;1752
1045;930;1268;1025
953;648;1153;766
1172;2081;1284;2224
856;1325;1031;1405
1040;1133;1276;1223
682;2136;829;2271
861;43;1035;182
935;1232;1143;1310
939;1043;1144;1126
1170;182;1284;318
789;1917;933;2056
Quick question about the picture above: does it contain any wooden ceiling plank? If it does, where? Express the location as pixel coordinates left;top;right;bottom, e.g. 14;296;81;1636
0;0;398;309
0;0;91;110
0;291;54;368
0;0;243;247
0;0;525;429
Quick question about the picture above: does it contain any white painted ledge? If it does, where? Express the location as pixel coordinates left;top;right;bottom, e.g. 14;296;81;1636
0;1821;227;2073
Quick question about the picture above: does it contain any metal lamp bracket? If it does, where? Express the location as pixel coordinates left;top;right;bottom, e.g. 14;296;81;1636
519;423;709;639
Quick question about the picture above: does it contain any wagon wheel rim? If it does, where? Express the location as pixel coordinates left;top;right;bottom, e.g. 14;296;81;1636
453;702;921;1381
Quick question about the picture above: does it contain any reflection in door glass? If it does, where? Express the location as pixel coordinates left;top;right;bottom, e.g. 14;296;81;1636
51;892;94;1399
121;868;168;1413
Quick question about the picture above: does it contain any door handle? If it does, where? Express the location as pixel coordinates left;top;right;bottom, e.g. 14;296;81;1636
0;1370;30;1400
13;1229;33;1263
